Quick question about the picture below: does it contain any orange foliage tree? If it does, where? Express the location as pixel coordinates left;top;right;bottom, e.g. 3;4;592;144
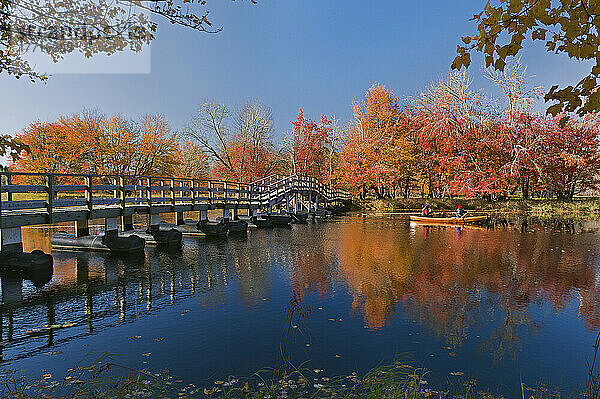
337;84;413;198
290;109;333;182
14;110;192;178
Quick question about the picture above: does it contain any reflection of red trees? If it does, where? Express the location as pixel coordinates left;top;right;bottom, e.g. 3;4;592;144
291;249;330;300
332;221;598;344
578;287;600;332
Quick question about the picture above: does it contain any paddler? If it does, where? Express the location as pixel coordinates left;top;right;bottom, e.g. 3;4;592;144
421;203;430;216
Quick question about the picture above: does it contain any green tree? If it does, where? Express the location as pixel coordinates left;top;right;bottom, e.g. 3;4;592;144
454;0;600;117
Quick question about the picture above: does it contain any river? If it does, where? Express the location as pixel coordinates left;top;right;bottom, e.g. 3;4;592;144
2;213;600;396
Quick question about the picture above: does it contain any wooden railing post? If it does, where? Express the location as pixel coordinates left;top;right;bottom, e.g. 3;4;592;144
119;176;125;212
112;177;118;201
170;178;176;208
191;179;196;207
46;174;54;224
85;175;93;213
6;174;12;202
146;177;152;209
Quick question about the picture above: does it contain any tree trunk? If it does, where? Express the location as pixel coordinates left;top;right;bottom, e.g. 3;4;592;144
521;178;529;200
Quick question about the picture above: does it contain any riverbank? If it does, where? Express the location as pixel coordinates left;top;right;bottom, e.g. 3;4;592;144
358;198;600;216
2;354;594;399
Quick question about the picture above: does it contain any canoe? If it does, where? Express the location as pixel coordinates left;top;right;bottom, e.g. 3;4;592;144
409;215;488;224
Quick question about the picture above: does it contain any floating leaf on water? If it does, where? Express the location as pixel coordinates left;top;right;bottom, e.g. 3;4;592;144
450;371;464;376
328;319;336;322
449;352;457;357
305;343;310;347
292;325;297;329
335;354;341;358
313;369;322;373
338;318;342;322
317;307;323;310
204;387;217;394
214;380;224;385
142;352;152;357
43;373;52;379
128;335;142;340
155;337;165;342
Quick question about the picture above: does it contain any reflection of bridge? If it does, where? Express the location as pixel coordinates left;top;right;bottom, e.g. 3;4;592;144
0;242;237;364
0;223;327;365
0;172;350;258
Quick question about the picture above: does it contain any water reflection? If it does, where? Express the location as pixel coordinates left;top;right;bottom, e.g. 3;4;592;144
336;217;600;358
1;215;599;388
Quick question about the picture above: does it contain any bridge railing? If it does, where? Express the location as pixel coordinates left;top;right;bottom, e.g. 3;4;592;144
0;172;350;227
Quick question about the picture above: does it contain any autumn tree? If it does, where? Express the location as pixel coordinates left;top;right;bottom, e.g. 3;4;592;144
486;60;546;199
409;71;507;197
185;100;283;182
538;114;600;199
14;111;182;178
454;0;600;116
177;141;209;179
290;109;332;181
338;84;412;198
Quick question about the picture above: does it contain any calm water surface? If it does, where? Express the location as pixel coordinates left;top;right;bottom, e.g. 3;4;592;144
3;214;600;395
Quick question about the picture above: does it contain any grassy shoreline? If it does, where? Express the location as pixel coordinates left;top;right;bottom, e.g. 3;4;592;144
2;354;595;399
356;198;600;217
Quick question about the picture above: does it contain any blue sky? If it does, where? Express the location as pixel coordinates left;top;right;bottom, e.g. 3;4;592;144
0;0;591;144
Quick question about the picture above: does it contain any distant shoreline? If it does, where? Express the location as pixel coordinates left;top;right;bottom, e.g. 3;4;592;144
356;197;600;216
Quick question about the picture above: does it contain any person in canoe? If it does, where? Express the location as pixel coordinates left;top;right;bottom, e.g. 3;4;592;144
421;203;431;216
456;205;467;219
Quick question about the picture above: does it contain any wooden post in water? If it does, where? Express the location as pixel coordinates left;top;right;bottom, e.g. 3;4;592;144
76;256;89;284
149;214;160;233
104;217;119;238
1;277;22;305
121;215;134;231
0;227;23;254
75;220;90;238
